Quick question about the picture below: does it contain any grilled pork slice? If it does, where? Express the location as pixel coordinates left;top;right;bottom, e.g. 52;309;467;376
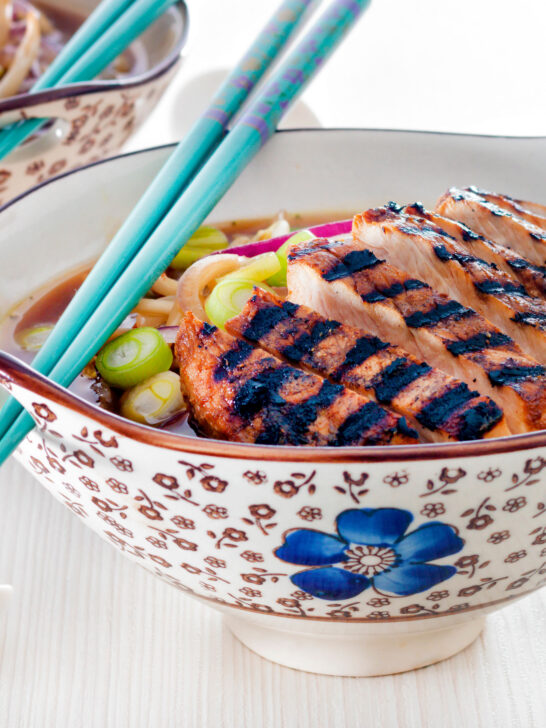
175;312;418;446
404;202;546;299
510;198;546;223
226;287;510;442
354;206;546;364
287;237;542;435
436;187;546;266
451;187;546;231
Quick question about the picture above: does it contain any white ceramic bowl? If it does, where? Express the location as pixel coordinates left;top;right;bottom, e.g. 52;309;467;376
1;130;546;676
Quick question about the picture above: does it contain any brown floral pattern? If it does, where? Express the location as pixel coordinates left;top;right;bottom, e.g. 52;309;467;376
107;478;128;494
202;504;228;519
503;497;527;513
297;506;322;521
420;502;446;519
421;467;466;497
504;550;527;563
0;66;179;207
5;374;546;623
242;504;277;535
383;470;409;488
462;497;496;530
333;471;369;503
505;457;546;491
488;530;510;544
478;468;502;482
243;470;267;485
273;471;316;498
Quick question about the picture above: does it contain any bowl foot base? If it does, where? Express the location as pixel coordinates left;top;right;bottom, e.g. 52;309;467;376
225;614;485;676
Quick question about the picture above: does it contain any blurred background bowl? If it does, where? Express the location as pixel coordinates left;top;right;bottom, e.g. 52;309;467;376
0;0;188;206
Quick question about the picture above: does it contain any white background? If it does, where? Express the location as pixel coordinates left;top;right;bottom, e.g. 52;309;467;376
128;0;546;149
2;1;546;726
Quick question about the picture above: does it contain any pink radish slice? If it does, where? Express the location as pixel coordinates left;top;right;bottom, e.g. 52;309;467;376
214;219;352;258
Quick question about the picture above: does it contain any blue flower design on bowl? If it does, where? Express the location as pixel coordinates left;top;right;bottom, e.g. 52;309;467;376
275;508;464;601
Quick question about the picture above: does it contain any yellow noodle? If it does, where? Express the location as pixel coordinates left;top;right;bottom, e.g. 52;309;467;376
137;314;167;328
0;10;40;100
151;274;178;297
133;296;174;316
36;7;53;34
166;302;182;326
134;313;147;328
0;1;12;49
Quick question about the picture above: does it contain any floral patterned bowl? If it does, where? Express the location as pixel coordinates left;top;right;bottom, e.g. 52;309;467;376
1;130;546;676
0;0;188;207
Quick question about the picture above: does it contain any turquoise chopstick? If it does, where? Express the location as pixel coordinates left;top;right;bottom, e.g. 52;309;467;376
0;0;177;160
0;0;134;151
0;0;317;452
0;0;371;466
32;0;135;91
0;0;369;464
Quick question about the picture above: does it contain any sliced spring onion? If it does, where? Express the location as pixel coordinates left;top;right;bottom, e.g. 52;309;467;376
171;226;229;270
176;253;245;322
121;371;185;425
267;229;315;286
15;324;54;351
218;252;280;284
205;278;274;329
96;327;173;389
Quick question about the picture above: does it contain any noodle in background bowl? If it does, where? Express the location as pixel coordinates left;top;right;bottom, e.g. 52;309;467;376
1;130;546;676
0;0;188;206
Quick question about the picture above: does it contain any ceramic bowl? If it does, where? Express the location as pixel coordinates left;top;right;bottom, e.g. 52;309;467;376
0;0;188;206
1;130;546;677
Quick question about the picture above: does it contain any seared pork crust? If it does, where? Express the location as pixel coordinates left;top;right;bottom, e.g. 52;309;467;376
436;187;546;266
403;202;546;299
450;187;546;231
227;287;508;442
287;237;542;435
354;205;546;364
175;312;418;447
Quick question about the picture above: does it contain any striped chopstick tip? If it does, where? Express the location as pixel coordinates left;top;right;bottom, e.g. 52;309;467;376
204;108;230;126
240;113;271;146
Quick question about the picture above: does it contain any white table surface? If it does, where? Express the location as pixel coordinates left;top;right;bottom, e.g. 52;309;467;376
2;1;546;726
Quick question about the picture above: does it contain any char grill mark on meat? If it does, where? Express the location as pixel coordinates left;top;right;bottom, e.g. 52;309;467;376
435;187;546;267
226;288;508;442
176;312;418;447
405;201;546;299
353;205;546;364
286;236;544;435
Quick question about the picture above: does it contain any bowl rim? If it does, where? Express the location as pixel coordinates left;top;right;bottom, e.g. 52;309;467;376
3;127;546;463
2;349;544;463
0;0;189;115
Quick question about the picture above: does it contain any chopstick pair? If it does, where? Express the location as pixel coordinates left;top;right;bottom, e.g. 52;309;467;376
0;0;317;454
0;0;371;465
0;0;178;159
